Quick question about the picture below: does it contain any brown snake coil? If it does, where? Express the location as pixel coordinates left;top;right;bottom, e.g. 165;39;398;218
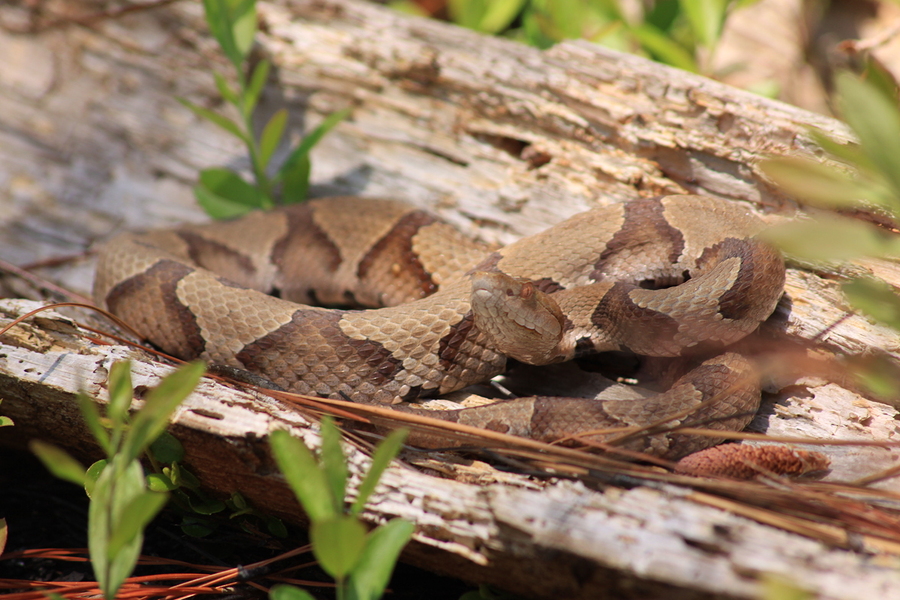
94;195;787;460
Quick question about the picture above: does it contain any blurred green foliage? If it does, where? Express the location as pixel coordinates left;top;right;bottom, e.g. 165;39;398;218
394;0;763;76
762;63;900;399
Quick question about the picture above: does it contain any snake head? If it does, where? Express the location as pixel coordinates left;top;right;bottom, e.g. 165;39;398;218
470;271;565;365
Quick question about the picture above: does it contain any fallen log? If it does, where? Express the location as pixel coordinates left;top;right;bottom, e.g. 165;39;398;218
2;1;900;598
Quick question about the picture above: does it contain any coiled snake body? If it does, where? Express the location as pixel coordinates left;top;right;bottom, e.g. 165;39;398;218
94;195;786;460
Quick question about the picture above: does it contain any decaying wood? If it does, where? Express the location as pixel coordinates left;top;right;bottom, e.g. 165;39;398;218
3;0;900;598
4;299;900;600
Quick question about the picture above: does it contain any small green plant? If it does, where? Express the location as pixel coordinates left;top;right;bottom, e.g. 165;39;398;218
181;0;349;219
31;360;205;600
269;418;413;600
761;66;900;395
143;429;287;538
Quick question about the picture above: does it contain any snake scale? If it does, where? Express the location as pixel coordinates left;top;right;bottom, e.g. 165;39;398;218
94;195;788;462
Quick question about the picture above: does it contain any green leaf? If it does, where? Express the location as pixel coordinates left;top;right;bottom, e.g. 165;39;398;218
836;71;900;197
351;428;407;515
214;72;240;108
85;459;108;499
178;97;248;142
149;431;185;464
760;157;888;210
196;168;270;219
181;514;217;537
348;518;415;600
267;515;288;538
107;490;168;556
629;23;699;73
196;183;255;220
744;78;780;99
759;573;812;600
259;109;288;172
230;492;248;510
172;464;202;490
89;458;147;600
0;415;11;427
519;10;557;49
269;584;318;600
106;361;134;427
189;494;227;515
274;108;350;204
447;0;485;31
862;55;900;108
849;352;900;402
269;429;335;522
645;0;681;32
320;417;348;516
390;0;430;17
119;362;206;465
310;515;367;579
808;128;875;172
761;217;900;263
78;393;111;455
202;0;256;71
202;0;239;69
678;0;727;49
276;108;350;184
147;472;177;492
479;0;527;34
242;59;271;120
29;440;87;486
280;155;311;205
230;0;258;64
843;277;900;331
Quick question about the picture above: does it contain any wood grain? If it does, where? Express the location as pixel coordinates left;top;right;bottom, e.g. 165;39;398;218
2;1;900;598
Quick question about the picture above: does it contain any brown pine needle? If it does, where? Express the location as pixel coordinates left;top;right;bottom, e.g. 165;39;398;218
0;544;325;600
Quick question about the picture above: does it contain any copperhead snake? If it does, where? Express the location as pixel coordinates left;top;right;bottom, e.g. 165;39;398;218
94;195;797;467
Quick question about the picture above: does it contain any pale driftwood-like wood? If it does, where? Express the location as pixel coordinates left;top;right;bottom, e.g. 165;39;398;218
3;1;900;598
4;299;900;600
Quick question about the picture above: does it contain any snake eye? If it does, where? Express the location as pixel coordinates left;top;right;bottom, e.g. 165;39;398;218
520;282;534;299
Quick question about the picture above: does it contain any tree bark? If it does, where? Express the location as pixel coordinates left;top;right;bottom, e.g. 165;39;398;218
2;1;900;598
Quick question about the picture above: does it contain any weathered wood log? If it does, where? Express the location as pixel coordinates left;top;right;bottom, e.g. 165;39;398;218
2;1;900;598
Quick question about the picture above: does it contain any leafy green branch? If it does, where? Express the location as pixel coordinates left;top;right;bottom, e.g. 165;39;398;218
761;67;900;396
31;361;205;600
269;418;414;600
181;0;349;219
